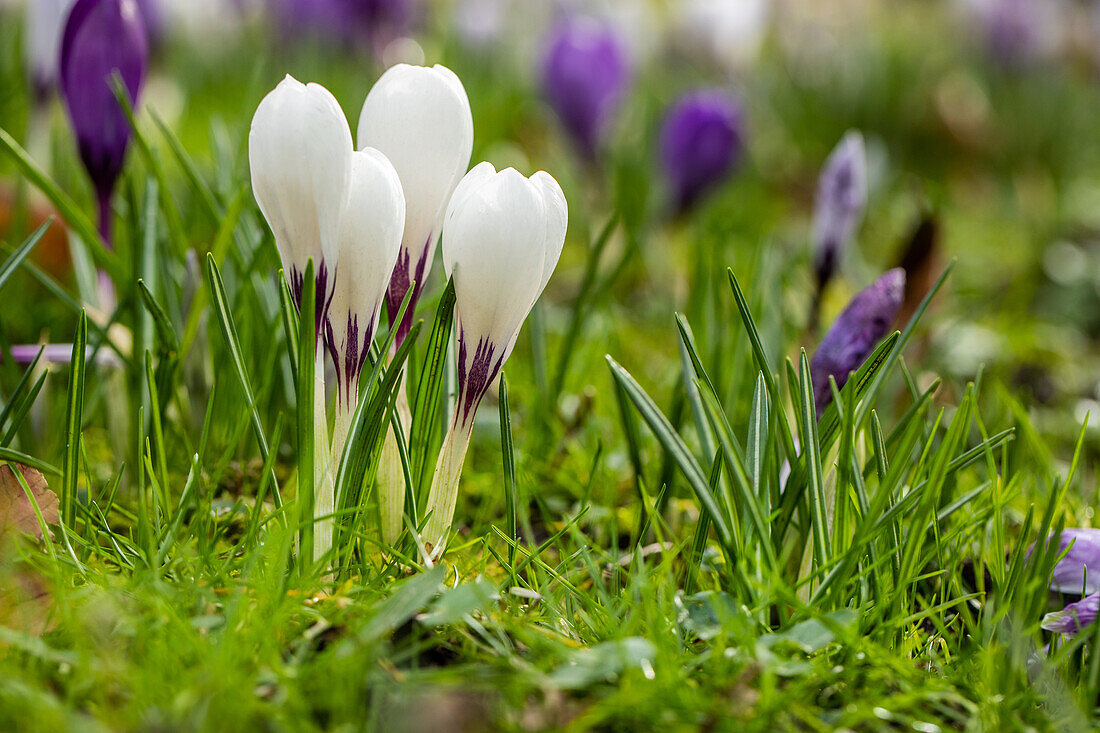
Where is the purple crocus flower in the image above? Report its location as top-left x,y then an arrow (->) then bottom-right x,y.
59,0 -> 148,246
1035,529 -> 1100,636
659,89 -> 745,213
1042,592 -> 1100,636
810,268 -> 905,414
277,0 -> 412,49
541,16 -> 631,158
1048,529 -> 1100,594
813,131 -> 867,289
134,0 -> 164,45
978,0 -> 1042,68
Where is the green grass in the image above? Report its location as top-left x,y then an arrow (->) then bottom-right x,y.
1,3 -> 1100,730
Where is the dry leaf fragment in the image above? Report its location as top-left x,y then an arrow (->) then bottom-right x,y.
0,463 -> 58,539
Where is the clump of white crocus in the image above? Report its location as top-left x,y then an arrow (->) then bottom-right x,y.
321,149 -> 405,552
357,63 -> 474,544
248,74 -> 352,560
421,163 -> 567,551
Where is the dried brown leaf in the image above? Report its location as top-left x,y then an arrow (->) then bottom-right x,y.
0,463 -> 58,539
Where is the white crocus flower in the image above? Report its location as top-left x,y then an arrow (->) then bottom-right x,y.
421,163 -> 568,552
320,148 -> 405,554
357,63 -> 473,545
249,74 -> 352,561
250,75 -> 351,322
357,63 -> 473,345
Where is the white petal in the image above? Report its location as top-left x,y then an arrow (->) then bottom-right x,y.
357,64 -> 474,286
529,171 -> 568,300
249,75 -> 353,277
330,148 -> 406,344
442,161 -> 497,278
444,167 -> 547,351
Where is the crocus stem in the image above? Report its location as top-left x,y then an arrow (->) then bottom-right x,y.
96,194 -> 116,311
421,417 -> 474,554
331,379 -> 358,483
312,352 -> 335,562
377,378 -> 411,546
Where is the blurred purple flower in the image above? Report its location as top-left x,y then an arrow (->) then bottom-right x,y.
978,0 -> 1042,68
1042,592 -> 1100,636
1049,529 -> 1100,595
60,0 -> 148,245
277,0 -> 412,49
813,131 -> 867,289
811,268 -> 905,414
3,343 -> 121,369
134,0 -> 164,44
541,16 -> 630,158
659,89 -> 745,213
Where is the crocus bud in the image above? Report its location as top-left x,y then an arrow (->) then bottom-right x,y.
421,163 -> 567,551
318,148 -> 404,558
659,89 -> 745,214
813,131 -> 867,289
540,16 -> 631,158
357,63 -> 473,347
1042,592 -> 1100,636
810,268 -> 905,414
327,149 -> 405,407
249,75 -> 353,338
60,0 -> 148,243
1048,529 -> 1100,594
24,0 -> 76,99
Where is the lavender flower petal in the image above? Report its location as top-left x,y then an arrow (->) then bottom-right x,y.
541,16 -> 631,158
811,268 -> 905,414
1048,529 -> 1100,595
1042,592 -> 1100,636
813,131 -> 867,289
659,89 -> 745,213
978,0 -> 1042,68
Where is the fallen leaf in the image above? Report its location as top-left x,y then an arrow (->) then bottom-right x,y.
0,464 -> 58,637
0,463 -> 58,539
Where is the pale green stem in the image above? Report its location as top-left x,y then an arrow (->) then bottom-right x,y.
420,417 -> 474,554
331,379 -> 357,486
377,379 -> 411,545
312,353 -> 335,562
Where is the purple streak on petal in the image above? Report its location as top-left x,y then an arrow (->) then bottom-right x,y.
540,16 -> 631,158
810,268 -> 905,414
1042,592 -> 1100,636
1048,529 -> 1100,594
324,311 -> 378,407
60,0 -> 148,233
455,329 -> 504,430
290,260 -> 334,349
659,89 -> 745,213
384,237 -> 430,350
